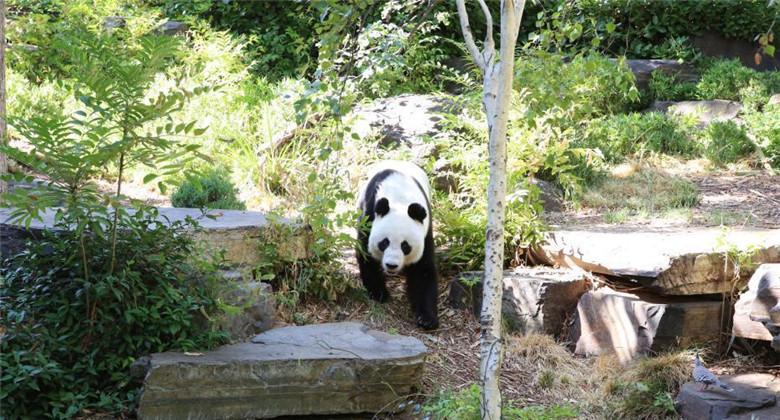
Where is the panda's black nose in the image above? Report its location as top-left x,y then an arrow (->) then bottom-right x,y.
385,263 -> 399,270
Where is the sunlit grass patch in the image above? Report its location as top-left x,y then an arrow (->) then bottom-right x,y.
581,165 -> 699,223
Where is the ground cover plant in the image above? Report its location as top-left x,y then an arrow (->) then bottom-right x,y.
2,0 -> 780,418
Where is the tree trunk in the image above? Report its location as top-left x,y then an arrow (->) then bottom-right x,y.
0,0 -> 7,196
455,1 -> 525,418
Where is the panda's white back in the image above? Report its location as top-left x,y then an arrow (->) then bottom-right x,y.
366,160 -> 431,200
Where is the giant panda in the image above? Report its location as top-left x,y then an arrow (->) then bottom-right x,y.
357,160 -> 439,330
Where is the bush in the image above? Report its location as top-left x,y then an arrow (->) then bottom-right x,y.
701,121 -> 755,165
0,213 -> 228,418
580,112 -> 700,162
744,104 -> 780,166
648,71 -> 698,102
696,59 -> 759,102
514,52 -> 639,121
171,167 -> 246,210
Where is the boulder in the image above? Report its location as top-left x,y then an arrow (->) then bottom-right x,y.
647,100 -> 741,126
350,94 -> 463,159
449,268 -> 589,336
692,30 -> 779,72
532,179 -> 565,213
625,59 -> 700,91
768,94 -> 780,106
569,287 -> 724,363
137,322 -> 427,420
676,373 -> 779,419
155,21 -> 188,36
532,226 -> 780,295
218,276 -> 276,341
733,264 -> 780,351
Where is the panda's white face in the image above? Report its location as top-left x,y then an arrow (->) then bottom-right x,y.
368,213 -> 425,275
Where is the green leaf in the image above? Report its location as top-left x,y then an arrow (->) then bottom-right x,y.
143,173 -> 158,184
765,45 -> 775,57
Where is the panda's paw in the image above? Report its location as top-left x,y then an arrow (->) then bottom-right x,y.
367,289 -> 391,303
416,313 -> 439,330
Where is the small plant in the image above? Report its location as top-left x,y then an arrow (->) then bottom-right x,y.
648,71 -> 697,102
538,370 -> 556,389
171,167 -> 246,210
701,121 -> 754,166
424,384 -> 578,420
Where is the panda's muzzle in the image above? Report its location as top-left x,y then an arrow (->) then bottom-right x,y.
383,263 -> 402,276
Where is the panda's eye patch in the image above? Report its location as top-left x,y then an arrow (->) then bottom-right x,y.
401,241 -> 411,255
378,238 -> 390,251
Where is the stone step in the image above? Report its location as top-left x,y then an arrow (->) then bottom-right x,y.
531,226 -> 780,295
569,287 -> 725,364
137,323 -> 427,420
448,267 -> 589,337
0,207 -> 311,265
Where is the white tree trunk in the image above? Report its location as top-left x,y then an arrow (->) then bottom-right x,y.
0,0 -> 7,196
456,1 -> 525,418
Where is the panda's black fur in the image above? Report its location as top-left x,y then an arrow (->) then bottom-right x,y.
357,162 -> 439,330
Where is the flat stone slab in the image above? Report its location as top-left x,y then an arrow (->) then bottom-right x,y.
137,322 -> 427,420
677,373 -> 779,419
449,268 -> 589,336
648,100 -> 741,125
569,287 -> 724,363
0,207 -> 310,265
532,226 -> 780,295
625,59 -> 700,91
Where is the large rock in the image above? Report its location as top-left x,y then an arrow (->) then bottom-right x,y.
569,288 -> 724,363
0,207 -> 311,266
733,264 -> 780,350
692,30 -> 780,72
676,373 -> 779,419
625,59 -> 700,91
137,322 -> 427,420
350,94 -> 462,159
647,100 -> 741,126
218,276 -> 276,341
532,226 -> 780,295
449,268 -> 589,336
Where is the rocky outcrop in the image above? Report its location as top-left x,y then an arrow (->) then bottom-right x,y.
569,288 -> 724,363
137,322 -> 427,420
733,264 -> 780,351
647,100 -> 741,126
625,59 -> 700,91
532,226 -> 780,295
218,276 -> 276,340
676,373 -> 780,419
0,207 -> 311,266
449,268 -> 590,336
692,30 -> 779,72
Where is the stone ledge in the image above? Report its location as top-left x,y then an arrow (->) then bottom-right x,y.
137,323 -> 427,420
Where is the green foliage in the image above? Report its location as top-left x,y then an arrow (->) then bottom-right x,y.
424,384 -> 578,420
648,71 -> 698,102
744,103 -> 780,166
580,112 -> 700,162
563,0 -> 778,59
171,167 -> 246,210
0,214 -> 228,418
696,59 -> 760,102
701,121 -> 755,166
514,52 -> 639,121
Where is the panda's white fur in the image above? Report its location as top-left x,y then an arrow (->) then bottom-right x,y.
360,161 -> 431,273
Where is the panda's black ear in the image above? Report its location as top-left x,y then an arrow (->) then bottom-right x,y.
408,203 -> 427,223
375,198 -> 390,217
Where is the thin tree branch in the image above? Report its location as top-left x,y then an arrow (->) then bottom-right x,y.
455,0 -> 486,71
476,0 -> 494,57
407,0 -> 442,43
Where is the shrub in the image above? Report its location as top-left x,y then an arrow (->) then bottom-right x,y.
744,104 -> 780,166
648,71 -> 697,102
580,112 -> 700,161
701,121 -> 755,166
0,213 -> 228,418
696,59 -> 759,102
171,167 -> 246,210
513,52 -> 639,121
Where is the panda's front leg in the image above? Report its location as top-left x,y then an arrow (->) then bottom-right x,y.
358,254 -> 390,303
405,254 -> 439,330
